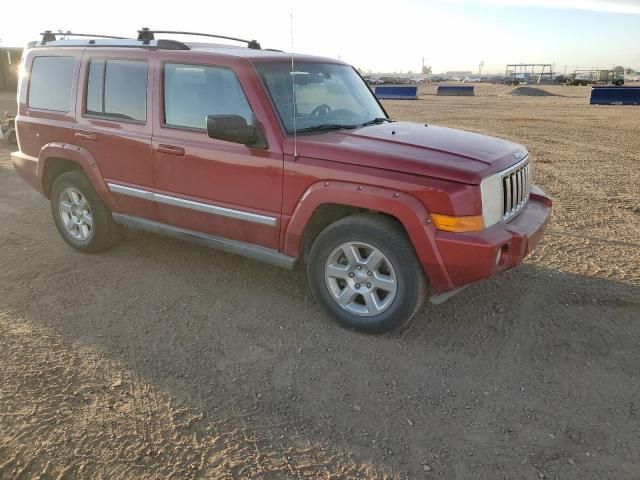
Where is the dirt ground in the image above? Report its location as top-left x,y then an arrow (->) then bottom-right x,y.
1,84 -> 639,480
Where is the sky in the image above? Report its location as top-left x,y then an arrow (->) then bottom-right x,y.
1,0 -> 639,74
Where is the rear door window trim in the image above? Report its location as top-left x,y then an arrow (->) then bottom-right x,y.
82,57 -> 149,124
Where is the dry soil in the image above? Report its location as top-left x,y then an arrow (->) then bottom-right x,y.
1,84 -> 639,479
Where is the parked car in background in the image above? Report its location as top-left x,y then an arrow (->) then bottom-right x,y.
486,75 -> 506,84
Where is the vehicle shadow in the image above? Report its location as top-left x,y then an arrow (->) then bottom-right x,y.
2,221 -> 639,479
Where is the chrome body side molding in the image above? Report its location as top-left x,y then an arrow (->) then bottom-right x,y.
106,182 -> 277,226
112,213 -> 296,270
108,183 -> 154,201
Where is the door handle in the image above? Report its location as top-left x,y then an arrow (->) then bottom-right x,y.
74,131 -> 97,141
157,144 -> 185,156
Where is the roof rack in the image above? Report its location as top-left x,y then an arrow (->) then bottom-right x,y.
33,28 -> 262,51
137,28 -> 261,50
40,30 -> 127,44
35,30 -> 190,50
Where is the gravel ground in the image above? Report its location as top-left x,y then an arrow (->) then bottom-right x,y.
0,85 -> 639,480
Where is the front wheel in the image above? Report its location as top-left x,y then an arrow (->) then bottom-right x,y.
307,214 -> 426,333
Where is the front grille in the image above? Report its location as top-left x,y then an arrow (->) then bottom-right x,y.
502,160 -> 532,221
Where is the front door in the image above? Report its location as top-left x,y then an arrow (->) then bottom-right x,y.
151,59 -> 283,250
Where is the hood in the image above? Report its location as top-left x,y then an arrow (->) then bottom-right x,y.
284,122 -> 527,184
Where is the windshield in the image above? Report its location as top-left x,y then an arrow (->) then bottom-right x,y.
255,62 -> 387,133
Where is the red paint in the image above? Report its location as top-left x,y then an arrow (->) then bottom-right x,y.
11,43 -> 551,295
435,192 -> 551,290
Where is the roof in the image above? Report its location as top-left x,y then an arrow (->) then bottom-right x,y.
27,40 -> 343,65
28,30 -> 344,65
186,43 -> 341,63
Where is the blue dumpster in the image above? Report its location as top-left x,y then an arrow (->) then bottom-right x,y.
437,85 -> 475,96
374,86 -> 418,100
590,86 -> 640,105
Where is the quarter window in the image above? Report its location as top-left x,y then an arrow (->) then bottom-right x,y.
86,59 -> 147,122
28,56 -> 75,112
164,63 -> 253,130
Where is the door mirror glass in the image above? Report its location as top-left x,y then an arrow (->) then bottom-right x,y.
206,114 -> 266,148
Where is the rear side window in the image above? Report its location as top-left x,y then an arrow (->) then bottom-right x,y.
86,59 -> 147,122
163,63 -> 253,130
28,56 -> 75,112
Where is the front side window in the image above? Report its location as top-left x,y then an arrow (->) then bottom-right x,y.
28,56 -> 75,112
254,62 -> 387,133
164,63 -> 253,130
86,59 -> 147,122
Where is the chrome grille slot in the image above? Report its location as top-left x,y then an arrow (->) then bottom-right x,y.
501,159 -> 531,221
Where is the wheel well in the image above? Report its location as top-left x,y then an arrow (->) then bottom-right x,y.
43,157 -> 82,198
300,204 -> 407,262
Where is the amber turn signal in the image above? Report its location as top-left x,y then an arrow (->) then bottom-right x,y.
430,213 -> 484,232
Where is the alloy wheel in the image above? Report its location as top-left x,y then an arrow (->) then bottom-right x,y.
324,241 -> 398,316
59,187 -> 93,241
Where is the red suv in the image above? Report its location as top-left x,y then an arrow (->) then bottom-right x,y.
11,29 -> 551,332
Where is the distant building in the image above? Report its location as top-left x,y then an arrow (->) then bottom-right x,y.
0,48 -> 23,91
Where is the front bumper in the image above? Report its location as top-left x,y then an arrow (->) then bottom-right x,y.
433,185 -> 552,291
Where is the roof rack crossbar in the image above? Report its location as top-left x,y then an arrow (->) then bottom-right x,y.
137,28 -> 261,49
41,30 -> 128,44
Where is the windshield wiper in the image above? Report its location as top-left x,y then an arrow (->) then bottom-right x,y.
295,123 -> 358,133
361,117 -> 392,127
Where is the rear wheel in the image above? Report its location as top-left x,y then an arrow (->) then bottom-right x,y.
307,214 -> 426,333
51,170 -> 119,253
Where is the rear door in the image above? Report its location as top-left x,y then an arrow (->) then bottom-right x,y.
150,56 -> 283,250
74,50 -> 159,221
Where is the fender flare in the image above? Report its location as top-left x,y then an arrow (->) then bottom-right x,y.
38,142 -> 117,210
282,180 -> 454,291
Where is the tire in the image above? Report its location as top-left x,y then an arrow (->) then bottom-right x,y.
307,214 -> 426,333
7,130 -> 16,145
50,170 -> 119,253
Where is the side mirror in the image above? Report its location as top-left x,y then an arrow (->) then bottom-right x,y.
206,114 -> 266,148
